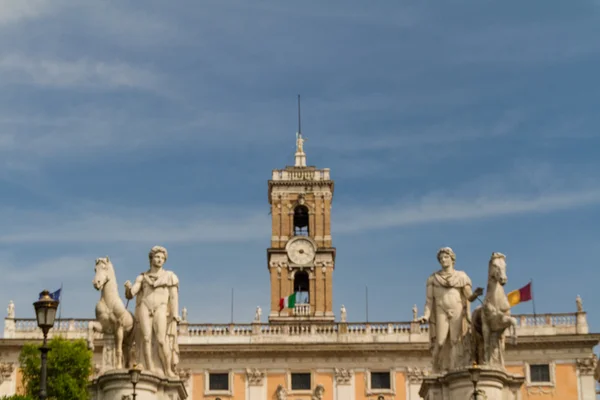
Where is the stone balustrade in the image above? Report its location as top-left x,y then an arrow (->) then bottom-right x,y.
293,303 -> 310,316
271,168 -> 331,181
4,312 -> 588,343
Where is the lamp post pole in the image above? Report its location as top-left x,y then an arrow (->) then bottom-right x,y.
39,334 -> 49,400
33,290 -> 59,400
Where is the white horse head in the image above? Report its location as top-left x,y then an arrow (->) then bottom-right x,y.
488,252 -> 507,286
93,256 -> 115,291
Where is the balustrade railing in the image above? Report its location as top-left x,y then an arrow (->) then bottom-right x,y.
5,312 -> 584,341
293,303 -> 310,317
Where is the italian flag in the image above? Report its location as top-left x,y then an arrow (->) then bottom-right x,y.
507,282 -> 533,307
279,293 -> 298,311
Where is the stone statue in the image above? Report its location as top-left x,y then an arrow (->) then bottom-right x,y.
6,300 -> 14,319
89,257 -> 135,369
419,247 -> 483,372
276,384 -> 287,400
340,305 -> 347,322
471,253 -> 517,369
182,307 -> 188,322
296,132 -> 306,153
576,295 -> 584,312
125,246 -> 181,377
412,304 -> 418,321
254,306 -> 262,322
312,384 -> 325,400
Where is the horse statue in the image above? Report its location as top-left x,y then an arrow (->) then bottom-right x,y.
471,252 -> 517,368
89,257 -> 135,370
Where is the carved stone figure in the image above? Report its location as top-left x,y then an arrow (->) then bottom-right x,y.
125,246 -> 180,377
255,306 -> 262,322
246,368 -> 265,385
419,247 -> 483,372
312,384 -> 325,400
0,362 -> 15,383
296,132 -> 306,153
181,307 -> 188,322
472,253 -> 517,369
89,257 -> 135,369
340,305 -> 347,322
576,295 -> 584,313
334,368 -> 352,384
412,304 -> 418,321
6,300 -> 14,319
276,384 -> 287,400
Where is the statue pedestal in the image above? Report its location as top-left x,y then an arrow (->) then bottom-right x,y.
419,367 -> 524,400
90,370 -> 188,400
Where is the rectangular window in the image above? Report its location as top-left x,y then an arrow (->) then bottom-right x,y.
529,364 -> 551,383
291,372 -> 311,390
371,371 -> 391,389
209,373 -> 229,391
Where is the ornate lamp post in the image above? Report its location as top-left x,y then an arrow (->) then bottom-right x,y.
128,364 -> 142,399
468,363 -> 484,400
33,290 -> 59,400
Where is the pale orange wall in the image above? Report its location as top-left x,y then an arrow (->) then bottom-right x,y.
268,373 -> 286,400
355,371 -> 365,399
314,372 -> 334,400
192,372 -> 204,400
395,371 -> 406,400
508,363 -> 579,400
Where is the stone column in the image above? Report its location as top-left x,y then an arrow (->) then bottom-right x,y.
246,368 -> 266,400
577,357 -> 597,400
334,368 -> 354,400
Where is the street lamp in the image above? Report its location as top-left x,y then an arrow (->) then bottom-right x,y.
33,290 -> 59,400
468,362 -> 482,400
128,364 -> 142,399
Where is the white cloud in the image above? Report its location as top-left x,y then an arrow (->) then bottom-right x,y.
0,0 -> 53,25
0,55 -> 160,90
335,188 -> 600,233
0,205 -> 270,244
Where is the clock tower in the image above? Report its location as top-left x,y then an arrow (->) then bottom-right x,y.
267,130 -> 335,323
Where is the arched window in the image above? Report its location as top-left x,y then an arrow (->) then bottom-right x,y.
293,205 -> 309,236
294,271 -> 309,304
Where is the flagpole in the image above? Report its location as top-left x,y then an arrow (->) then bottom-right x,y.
230,288 -> 234,324
58,282 -> 63,322
530,279 -> 537,325
365,285 -> 369,323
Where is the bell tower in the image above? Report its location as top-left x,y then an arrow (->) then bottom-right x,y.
267,107 -> 335,323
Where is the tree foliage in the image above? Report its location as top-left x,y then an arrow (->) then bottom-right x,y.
0,396 -> 35,400
19,337 -> 92,400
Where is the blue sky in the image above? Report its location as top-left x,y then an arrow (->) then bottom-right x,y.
0,1 -> 599,332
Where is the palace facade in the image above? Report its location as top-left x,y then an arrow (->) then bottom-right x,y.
0,137 -> 598,400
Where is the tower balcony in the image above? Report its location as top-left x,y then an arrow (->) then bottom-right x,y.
294,303 -> 311,317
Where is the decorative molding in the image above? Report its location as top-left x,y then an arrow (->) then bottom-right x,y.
177,368 -> 192,385
0,362 -> 14,383
406,367 -> 428,383
576,355 -> 597,375
334,368 -> 352,385
246,368 -> 265,386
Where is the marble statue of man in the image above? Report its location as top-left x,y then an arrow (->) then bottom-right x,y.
125,245 -> 180,377
255,306 -> 262,322
6,300 -> 14,319
419,247 -> 483,372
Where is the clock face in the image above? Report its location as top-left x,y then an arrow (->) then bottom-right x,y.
287,238 -> 315,265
